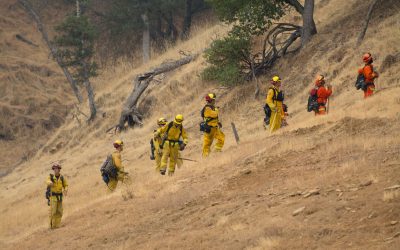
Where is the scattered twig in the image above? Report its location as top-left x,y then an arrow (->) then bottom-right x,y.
15,34 -> 38,47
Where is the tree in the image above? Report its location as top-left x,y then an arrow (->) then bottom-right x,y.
204,0 -> 317,84
54,14 -> 99,121
19,0 -> 83,103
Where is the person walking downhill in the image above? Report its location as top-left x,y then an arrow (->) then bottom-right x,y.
358,53 -> 379,98
265,76 -> 285,133
151,118 -> 168,172
201,93 -> 225,157
46,163 -> 68,229
310,75 -> 332,115
107,140 -> 127,191
157,114 -> 188,176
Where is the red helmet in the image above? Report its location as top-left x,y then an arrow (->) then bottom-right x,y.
363,53 -> 372,63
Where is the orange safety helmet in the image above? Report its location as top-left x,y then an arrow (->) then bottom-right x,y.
315,74 -> 325,86
363,53 -> 372,63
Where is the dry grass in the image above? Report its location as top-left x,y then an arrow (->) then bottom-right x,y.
1,0 -> 400,249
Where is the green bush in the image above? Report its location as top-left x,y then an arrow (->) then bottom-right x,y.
202,34 -> 250,85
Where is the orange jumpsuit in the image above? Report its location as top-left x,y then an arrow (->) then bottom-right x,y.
358,64 -> 378,98
316,86 -> 332,115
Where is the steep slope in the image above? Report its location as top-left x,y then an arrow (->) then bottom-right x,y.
1,0 -> 400,249
0,0 -> 75,176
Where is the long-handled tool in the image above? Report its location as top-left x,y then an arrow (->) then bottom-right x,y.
178,157 -> 198,162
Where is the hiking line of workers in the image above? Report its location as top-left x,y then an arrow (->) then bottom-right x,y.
45,52 -> 378,229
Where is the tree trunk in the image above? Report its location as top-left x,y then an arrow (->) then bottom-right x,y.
83,63 -> 97,121
141,13 -> 150,63
19,0 -> 83,103
83,79 -> 97,121
181,0 -> 193,40
117,54 -> 197,131
301,0 -> 316,47
357,0 -> 379,46
285,0 -> 317,37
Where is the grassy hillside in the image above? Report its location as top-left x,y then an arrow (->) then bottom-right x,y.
0,0 -> 399,249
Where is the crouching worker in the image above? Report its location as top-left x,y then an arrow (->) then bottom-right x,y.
46,163 -> 68,229
157,114 -> 188,176
100,140 -> 128,191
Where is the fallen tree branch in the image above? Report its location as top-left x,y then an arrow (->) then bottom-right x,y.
357,0 -> 379,46
15,34 -> 38,47
18,0 -> 83,103
246,23 -> 301,79
113,54 -> 198,132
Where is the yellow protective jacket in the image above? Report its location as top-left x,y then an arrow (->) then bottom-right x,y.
153,127 -> 164,147
112,151 -> 124,172
46,174 -> 68,193
266,86 -> 284,116
158,122 -> 188,145
203,105 -> 220,127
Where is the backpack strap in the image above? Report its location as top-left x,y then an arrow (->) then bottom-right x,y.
269,87 -> 278,101
164,122 -> 182,140
202,104 -> 218,124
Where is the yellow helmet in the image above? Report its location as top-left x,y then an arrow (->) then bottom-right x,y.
113,140 -> 124,148
174,114 -> 184,124
272,75 -> 281,82
157,117 -> 167,126
205,93 -> 216,102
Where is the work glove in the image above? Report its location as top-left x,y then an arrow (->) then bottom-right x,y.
218,122 -> 222,128
150,155 -> 155,160
179,143 -> 186,151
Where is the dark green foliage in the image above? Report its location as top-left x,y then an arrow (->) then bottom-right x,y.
54,15 -> 98,84
208,0 -> 285,35
203,0 -> 287,84
202,35 -> 251,85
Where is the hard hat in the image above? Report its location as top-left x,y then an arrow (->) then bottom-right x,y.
316,74 -> 325,81
271,75 -> 281,84
52,163 -> 62,170
205,93 -> 216,102
157,117 -> 167,126
174,114 -> 184,124
363,53 -> 372,63
113,139 -> 124,148
315,74 -> 325,86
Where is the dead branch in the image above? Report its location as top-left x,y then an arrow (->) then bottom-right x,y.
15,34 -> 38,47
247,23 -> 301,79
357,0 -> 379,46
113,54 -> 197,132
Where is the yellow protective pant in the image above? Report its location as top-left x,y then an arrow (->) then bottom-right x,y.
154,142 -> 163,171
269,110 -> 282,133
49,196 -> 63,229
160,141 -> 180,174
202,127 -> 225,157
107,171 -> 126,192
